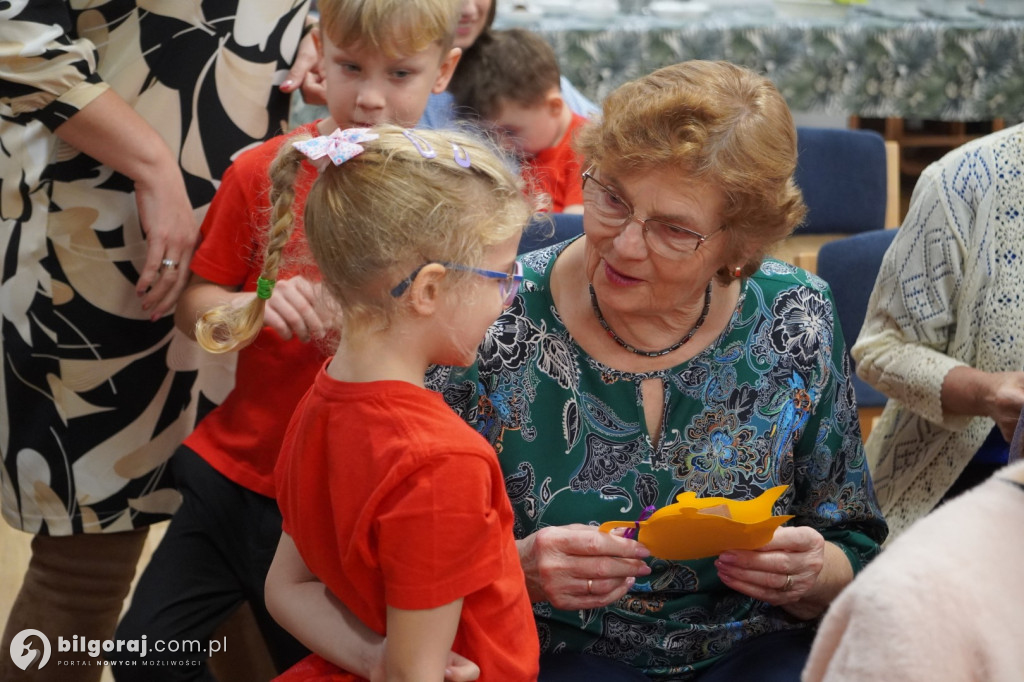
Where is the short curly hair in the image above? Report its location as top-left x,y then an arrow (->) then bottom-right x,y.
575,60 -> 807,280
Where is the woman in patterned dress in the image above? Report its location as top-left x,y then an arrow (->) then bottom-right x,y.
428,60 -> 887,681
0,1 -> 311,678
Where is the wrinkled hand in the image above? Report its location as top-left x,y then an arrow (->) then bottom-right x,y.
280,27 -> 327,105
518,524 -> 651,610
985,371 -> 1024,442
714,525 -> 825,614
134,169 -> 200,320
263,276 -> 328,342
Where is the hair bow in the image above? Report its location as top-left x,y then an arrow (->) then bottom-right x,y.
292,128 -> 380,172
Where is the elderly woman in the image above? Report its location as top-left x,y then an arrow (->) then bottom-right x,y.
850,122 -> 1024,538
266,60 -> 886,681
433,59 -> 886,680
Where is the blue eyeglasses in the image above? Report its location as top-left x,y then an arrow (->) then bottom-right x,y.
390,261 -> 524,307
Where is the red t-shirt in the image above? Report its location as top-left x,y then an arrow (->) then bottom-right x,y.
522,113 -> 586,213
276,369 -> 539,681
185,121 -> 326,497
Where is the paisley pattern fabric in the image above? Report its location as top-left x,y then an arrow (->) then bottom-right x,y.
430,241 -> 886,679
0,0 -> 308,535
852,123 -> 1024,537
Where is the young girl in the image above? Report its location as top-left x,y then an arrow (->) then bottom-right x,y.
199,125 -> 539,680
112,1 -> 463,677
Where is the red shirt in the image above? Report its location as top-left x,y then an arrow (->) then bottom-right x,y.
276,370 -> 539,681
185,121 -> 326,497
522,113 -> 586,212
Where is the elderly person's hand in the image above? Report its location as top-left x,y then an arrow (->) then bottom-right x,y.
714,526 -> 853,621
941,367 -> 1024,442
980,370 -> 1024,442
517,524 -> 652,609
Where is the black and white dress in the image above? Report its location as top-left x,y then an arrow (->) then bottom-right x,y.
0,0 -> 309,535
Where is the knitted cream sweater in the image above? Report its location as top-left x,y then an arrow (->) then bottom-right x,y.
851,123 -> 1024,537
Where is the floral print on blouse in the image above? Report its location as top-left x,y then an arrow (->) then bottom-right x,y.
429,240 -> 887,679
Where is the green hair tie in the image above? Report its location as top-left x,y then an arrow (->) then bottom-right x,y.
256,276 -> 276,300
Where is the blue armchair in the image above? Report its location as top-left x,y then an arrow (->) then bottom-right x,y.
794,127 -> 889,236
773,127 -> 898,270
816,228 -> 898,436
518,212 -> 584,255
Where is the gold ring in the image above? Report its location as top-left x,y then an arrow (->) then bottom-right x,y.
782,574 -> 793,592
587,579 -> 593,595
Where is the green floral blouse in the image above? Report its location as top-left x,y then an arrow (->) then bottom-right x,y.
430,240 -> 887,679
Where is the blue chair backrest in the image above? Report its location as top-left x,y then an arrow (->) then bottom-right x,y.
794,127 -> 888,235
816,229 -> 898,408
519,212 -> 584,255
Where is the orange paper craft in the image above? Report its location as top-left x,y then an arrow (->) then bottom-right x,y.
598,485 -> 794,561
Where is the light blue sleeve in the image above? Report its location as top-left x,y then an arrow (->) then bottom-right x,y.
560,75 -> 600,118
418,78 -> 597,129
418,91 -> 456,129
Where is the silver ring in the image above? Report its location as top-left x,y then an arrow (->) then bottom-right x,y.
161,259 -> 178,270
587,579 -> 593,595
782,574 -> 793,592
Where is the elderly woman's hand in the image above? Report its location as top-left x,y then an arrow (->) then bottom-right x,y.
714,526 -> 853,621
517,524 -> 652,610
982,371 -> 1024,442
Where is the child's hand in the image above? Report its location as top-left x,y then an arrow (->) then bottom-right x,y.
263,275 -> 327,342
444,652 -> 480,681
369,646 -> 479,682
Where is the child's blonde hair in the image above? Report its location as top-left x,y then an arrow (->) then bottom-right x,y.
196,125 -> 530,352
317,0 -> 460,56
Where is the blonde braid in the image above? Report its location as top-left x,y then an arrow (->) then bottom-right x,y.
195,141 -> 307,353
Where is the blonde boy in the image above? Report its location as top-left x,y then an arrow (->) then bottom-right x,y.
452,28 -> 587,213
112,0 -> 465,679
311,0 -> 462,135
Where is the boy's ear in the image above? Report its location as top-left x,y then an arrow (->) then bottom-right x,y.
546,91 -> 565,117
432,48 -> 462,94
407,263 -> 448,315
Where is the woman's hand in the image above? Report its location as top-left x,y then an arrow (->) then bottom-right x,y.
52,88 -> 201,320
942,367 -> 1024,441
133,163 -> 200,319
982,371 -> 1024,441
517,524 -> 651,610
279,24 -> 326,105
714,526 -> 852,621
263,275 -> 328,342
